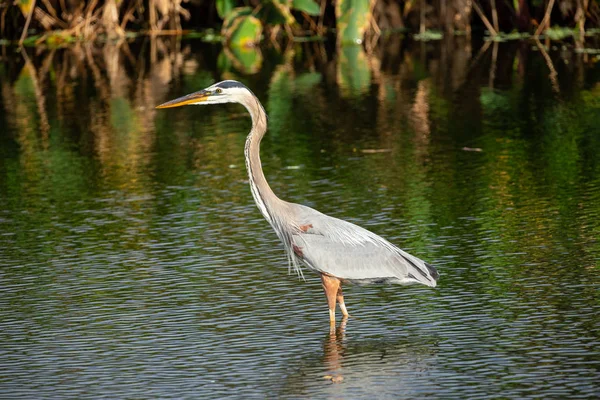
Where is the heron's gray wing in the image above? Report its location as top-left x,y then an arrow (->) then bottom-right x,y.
290,205 -> 438,287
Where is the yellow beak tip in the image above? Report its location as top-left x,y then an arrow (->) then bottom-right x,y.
155,102 -> 183,109
155,92 -> 209,110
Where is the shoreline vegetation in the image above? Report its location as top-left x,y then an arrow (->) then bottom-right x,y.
1,3 -> 598,152
1,0 -> 600,48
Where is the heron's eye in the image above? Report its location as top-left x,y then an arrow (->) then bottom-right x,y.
215,88 -> 223,94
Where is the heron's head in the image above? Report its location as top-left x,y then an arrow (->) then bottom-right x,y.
156,80 -> 250,109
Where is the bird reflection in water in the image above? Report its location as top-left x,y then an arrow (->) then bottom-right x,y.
276,320 -> 439,396
322,317 -> 348,384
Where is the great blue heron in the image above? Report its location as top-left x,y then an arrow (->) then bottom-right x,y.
156,80 -> 439,323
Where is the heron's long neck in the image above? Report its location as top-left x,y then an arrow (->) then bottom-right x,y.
241,94 -> 282,224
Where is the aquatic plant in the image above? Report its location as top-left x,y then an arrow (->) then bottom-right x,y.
2,0 -> 600,47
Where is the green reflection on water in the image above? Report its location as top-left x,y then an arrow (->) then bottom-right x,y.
0,39 -> 599,398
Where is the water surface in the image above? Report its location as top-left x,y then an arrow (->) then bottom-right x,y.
1,38 -> 599,398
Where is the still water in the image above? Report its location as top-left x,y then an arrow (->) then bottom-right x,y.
1,37 -> 599,398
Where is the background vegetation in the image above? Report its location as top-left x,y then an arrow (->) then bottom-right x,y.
3,0 -> 600,47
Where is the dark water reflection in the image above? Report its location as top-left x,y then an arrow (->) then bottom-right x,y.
1,37 -> 599,398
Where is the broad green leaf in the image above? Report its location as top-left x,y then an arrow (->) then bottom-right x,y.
216,0 -> 236,19
222,7 -> 263,47
222,7 -> 253,33
336,0 -> 371,45
292,0 -> 321,16
228,15 -> 263,47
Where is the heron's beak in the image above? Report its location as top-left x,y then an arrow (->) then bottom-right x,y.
155,90 -> 210,109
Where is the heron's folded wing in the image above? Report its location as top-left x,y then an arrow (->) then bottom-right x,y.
291,208 -> 437,286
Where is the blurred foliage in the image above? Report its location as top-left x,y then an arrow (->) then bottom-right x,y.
216,0 -> 235,19
544,26 -> 576,40
220,0 -> 321,47
219,45 -> 264,74
484,31 -> 531,41
413,30 -> 444,41
479,88 -> 511,112
337,45 -> 371,97
17,0 -> 35,16
292,0 -> 321,15
222,7 -> 263,47
335,0 -> 371,45
3,0 -> 600,48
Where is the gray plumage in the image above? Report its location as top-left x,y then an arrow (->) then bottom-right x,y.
291,204 -> 438,285
156,80 -> 439,321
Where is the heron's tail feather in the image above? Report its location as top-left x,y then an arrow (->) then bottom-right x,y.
286,250 -> 305,281
425,262 -> 440,282
400,253 -> 439,288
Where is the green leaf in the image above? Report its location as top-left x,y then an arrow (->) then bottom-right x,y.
336,0 -> 371,45
18,0 -> 35,16
216,0 -> 236,19
292,0 -> 321,16
271,0 -> 293,8
222,7 -> 263,47
222,7 -> 253,33
228,15 -> 263,47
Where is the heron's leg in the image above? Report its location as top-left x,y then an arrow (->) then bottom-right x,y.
336,286 -> 350,317
320,274 -> 340,323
